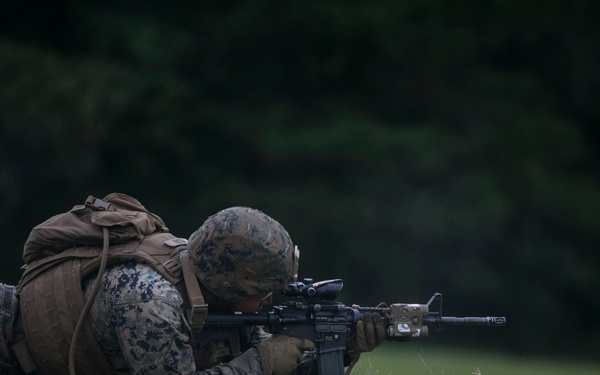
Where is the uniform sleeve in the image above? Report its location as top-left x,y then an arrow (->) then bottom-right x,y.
87,263 -> 266,375
114,297 -> 265,375
113,294 -> 193,374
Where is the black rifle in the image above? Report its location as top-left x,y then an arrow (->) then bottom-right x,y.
196,278 -> 506,375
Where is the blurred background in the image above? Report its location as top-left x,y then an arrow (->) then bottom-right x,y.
1,0 -> 599,364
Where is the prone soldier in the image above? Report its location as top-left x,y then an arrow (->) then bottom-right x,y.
4,195 -> 386,375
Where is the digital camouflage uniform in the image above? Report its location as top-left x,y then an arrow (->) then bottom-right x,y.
82,253 -> 269,375
0,284 -> 19,373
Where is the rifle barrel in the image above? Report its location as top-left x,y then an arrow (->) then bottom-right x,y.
424,316 -> 506,326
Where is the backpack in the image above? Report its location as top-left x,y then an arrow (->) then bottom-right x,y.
15,193 -> 207,375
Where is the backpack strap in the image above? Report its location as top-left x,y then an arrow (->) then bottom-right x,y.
181,253 -> 208,331
69,226 -> 112,375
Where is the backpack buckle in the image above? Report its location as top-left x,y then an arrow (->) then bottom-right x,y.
85,196 -> 113,211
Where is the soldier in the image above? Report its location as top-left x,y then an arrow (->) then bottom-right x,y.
80,206 -> 385,374
7,199 -> 385,375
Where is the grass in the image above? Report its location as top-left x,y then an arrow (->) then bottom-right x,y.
351,343 -> 600,375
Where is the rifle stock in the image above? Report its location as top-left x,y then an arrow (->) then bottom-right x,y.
196,279 -> 506,374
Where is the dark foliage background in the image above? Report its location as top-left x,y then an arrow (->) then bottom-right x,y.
1,0 -> 599,360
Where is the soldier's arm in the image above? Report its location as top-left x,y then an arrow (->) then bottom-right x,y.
105,273 -> 265,374
112,297 -> 269,375
89,263 -> 277,374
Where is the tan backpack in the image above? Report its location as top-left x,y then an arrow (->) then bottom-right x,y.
15,193 -> 206,375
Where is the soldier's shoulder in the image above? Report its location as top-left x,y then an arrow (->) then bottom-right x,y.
88,261 -> 183,305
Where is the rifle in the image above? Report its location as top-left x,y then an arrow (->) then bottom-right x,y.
196,278 -> 506,375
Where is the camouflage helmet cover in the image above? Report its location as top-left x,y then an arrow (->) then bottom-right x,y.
188,207 -> 296,303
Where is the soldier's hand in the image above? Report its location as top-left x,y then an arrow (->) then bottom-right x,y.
354,312 -> 387,352
255,335 -> 315,375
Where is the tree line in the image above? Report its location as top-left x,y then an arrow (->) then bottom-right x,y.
1,0 -> 599,359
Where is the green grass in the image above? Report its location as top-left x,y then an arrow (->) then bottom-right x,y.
352,344 -> 600,375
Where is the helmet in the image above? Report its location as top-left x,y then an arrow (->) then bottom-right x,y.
188,206 -> 297,303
